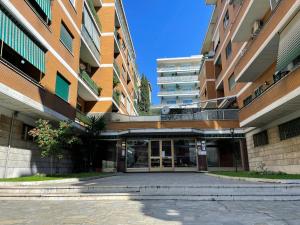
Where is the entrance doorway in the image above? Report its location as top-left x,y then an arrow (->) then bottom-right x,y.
150,140 -> 174,171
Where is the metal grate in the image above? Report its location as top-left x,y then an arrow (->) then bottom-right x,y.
253,130 -> 269,147
279,117 -> 300,140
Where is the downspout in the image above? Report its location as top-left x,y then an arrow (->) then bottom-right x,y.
4,111 -> 18,178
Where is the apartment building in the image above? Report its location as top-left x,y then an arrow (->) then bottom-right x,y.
156,56 -> 203,109
202,0 -> 300,173
0,0 -> 140,178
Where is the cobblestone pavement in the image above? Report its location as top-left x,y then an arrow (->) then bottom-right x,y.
0,200 -> 300,225
67,173 -> 259,187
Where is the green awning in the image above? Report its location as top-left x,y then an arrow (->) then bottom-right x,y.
0,8 -> 45,73
276,11 -> 300,72
34,0 -> 52,21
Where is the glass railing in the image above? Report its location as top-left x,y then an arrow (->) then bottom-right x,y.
157,75 -> 199,83
113,59 -> 121,75
113,90 -> 120,106
86,0 -> 102,32
76,110 -> 91,125
79,70 -> 100,96
81,25 -> 100,61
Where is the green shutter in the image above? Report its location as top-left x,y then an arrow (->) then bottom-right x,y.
60,23 -> 73,52
276,11 -> 300,72
34,0 -> 52,21
0,8 -> 45,73
55,74 -> 70,102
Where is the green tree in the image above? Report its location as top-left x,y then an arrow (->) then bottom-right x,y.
29,119 -> 80,175
138,75 -> 150,113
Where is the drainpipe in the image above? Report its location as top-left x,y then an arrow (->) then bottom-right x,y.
4,111 -> 18,178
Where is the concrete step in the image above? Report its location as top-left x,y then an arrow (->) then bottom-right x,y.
1,185 -> 300,196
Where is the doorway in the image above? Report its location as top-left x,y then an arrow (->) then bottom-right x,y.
150,140 -> 174,171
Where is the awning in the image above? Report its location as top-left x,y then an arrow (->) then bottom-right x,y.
0,7 -> 45,73
34,0 -> 52,21
276,11 -> 300,72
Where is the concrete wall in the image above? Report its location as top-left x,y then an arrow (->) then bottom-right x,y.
247,126 -> 300,174
0,114 -> 72,178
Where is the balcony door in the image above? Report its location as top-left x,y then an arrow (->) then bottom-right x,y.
150,140 -> 174,171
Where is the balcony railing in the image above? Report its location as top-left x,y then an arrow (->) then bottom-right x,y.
105,109 -> 239,122
157,75 -> 199,83
157,65 -> 201,73
86,0 -> 102,32
79,70 -> 100,96
158,90 -> 199,96
113,59 -> 121,75
113,90 -> 120,106
242,70 -> 291,107
81,25 -> 100,61
76,110 -> 91,125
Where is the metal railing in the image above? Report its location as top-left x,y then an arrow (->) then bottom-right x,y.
79,70 -> 100,96
157,75 -> 199,83
81,25 -> 100,61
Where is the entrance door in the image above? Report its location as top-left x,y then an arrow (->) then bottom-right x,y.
150,140 -> 174,171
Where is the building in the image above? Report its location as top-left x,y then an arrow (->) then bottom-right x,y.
202,0 -> 300,173
156,55 -> 203,109
0,0 -> 140,178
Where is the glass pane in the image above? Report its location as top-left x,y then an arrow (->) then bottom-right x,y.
126,140 -> 149,168
162,141 -> 171,157
162,158 -> 172,168
151,158 -> 160,168
151,141 -> 160,157
174,140 -> 197,167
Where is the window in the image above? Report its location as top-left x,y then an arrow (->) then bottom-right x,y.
228,73 -> 236,90
166,100 -> 176,105
279,117 -> 300,140
225,41 -> 232,59
120,92 -> 125,105
215,56 -> 222,78
223,10 -> 229,29
60,22 -> 73,52
253,130 -> 269,147
27,0 -> 52,24
55,73 -> 70,102
22,124 -> 34,142
183,99 -> 193,104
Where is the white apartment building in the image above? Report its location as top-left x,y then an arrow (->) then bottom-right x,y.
156,55 -> 203,108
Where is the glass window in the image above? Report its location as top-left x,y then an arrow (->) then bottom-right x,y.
183,99 -> 193,104
228,73 -> 236,90
126,140 -> 149,168
55,73 -> 70,102
279,117 -> 300,140
253,130 -> 269,147
166,100 -> 176,105
223,10 -> 229,29
174,140 -> 197,168
225,41 -> 232,59
60,22 -> 73,52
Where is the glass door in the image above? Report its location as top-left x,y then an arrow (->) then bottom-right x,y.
149,140 -> 174,171
161,140 -> 173,170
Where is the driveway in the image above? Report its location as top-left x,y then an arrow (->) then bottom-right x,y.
68,172 -> 258,187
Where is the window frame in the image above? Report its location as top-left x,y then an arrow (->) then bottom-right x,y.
253,130 -> 269,147
60,21 -> 74,54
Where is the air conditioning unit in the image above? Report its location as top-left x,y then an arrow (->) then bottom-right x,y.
251,20 -> 263,37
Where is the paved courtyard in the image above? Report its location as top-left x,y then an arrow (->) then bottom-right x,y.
67,172 -> 258,187
0,200 -> 300,225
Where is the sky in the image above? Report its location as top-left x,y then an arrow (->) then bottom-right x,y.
122,0 -> 214,105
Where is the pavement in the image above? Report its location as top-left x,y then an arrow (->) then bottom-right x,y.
0,200 -> 300,225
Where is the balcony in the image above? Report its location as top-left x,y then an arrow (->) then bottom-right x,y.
76,110 -> 91,126
81,25 -> 100,66
157,65 -> 201,73
157,75 -> 199,84
239,66 -> 300,127
79,70 -> 100,96
234,0 -> 298,82
113,90 -> 120,106
158,89 -> 199,97
86,0 -> 102,32
113,59 -> 121,75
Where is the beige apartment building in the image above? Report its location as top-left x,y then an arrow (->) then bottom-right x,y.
202,0 -> 300,173
0,0 -> 140,177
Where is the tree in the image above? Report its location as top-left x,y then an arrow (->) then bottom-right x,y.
29,119 -> 80,175
138,75 -> 150,113
80,116 -> 106,171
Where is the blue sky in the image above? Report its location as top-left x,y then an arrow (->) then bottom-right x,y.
123,0 -> 213,105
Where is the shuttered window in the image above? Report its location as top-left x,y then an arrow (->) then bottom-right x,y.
34,0 -> 52,21
0,7 -> 45,73
60,23 -> 73,52
276,11 -> 300,72
253,130 -> 269,147
55,73 -> 70,102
